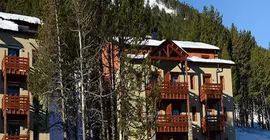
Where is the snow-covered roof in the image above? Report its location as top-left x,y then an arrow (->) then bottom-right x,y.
145,0 -> 175,14
127,53 -> 149,59
187,56 -> 235,65
0,12 -> 41,24
173,40 -> 220,50
141,39 -> 164,46
0,18 -> 18,31
142,39 -> 220,51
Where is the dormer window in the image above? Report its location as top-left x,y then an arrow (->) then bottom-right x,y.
201,55 -> 210,59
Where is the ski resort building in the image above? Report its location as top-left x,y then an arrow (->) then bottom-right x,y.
0,12 -> 49,140
104,38 -> 236,140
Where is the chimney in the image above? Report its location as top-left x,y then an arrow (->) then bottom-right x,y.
152,27 -> 158,40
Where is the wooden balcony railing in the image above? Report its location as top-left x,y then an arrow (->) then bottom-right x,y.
147,82 -> 188,100
2,55 -> 29,76
157,114 -> 188,132
2,134 -> 29,140
200,83 -> 222,102
2,95 -> 30,115
202,115 -> 225,133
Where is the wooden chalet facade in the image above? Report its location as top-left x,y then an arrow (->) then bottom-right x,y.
104,39 -> 236,140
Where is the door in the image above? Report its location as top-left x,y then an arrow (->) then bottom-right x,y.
203,74 -> 211,84
8,83 -> 20,96
7,124 -> 20,136
8,46 -> 20,56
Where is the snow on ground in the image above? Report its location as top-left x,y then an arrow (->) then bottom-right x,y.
145,0 -> 175,14
236,127 -> 270,140
0,12 -> 41,24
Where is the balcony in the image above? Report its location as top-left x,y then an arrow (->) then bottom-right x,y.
2,55 -> 29,76
2,134 -> 29,140
147,82 -> 188,100
2,95 -> 30,116
157,114 -> 188,132
200,83 -> 222,102
202,115 -> 225,133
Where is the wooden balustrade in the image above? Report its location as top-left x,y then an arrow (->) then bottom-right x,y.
200,83 -> 222,102
202,115 -> 225,133
2,55 -> 29,75
147,82 -> 188,99
2,134 -> 29,140
2,95 -> 30,115
157,114 -> 188,132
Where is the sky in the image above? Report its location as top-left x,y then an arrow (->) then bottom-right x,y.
182,0 -> 270,48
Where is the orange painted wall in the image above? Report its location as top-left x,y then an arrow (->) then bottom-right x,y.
102,42 -> 120,81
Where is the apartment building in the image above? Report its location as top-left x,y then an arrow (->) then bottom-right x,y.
121,39 -> 236,140
0,12 -> 49,140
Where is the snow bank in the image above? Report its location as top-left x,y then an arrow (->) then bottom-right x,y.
236,127 -> 270,140
0,18 -> 18,31
145,0 -> 175,14
0,12 -> 41,24
173,40 -> 220,50
187,56 -> 235,65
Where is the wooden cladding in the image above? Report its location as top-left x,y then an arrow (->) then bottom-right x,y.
2,134 -> 29,140
159,82 -> 189,100
157,114 -> 188,132
2,95 -> 30,116
202,115 -> 225,133
2,55 -> 29,76
200,83 -> 223,102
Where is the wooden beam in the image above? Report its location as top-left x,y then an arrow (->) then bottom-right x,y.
167,44 -> 169,57
169,43 -> 187,57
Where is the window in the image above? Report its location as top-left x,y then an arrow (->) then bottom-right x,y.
170,73 -> 178,82
151,72 -> 159,82
220,76 -> 225,90
32,49 -> 37,64
201,55 -> 210,59
8,124 -> 20,136
8,48 -> 19,56
192,106 -> 196,121
8,83 -> 20,96
224,107 -> 227,121
8,46 -> 20,56
190,75 -> 195,89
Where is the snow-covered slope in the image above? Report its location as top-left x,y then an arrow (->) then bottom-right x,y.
236,127 -> 270,140
145,0 -> 175,14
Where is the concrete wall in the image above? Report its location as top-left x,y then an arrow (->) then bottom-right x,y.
188,62 -> 235,140
150,60 -> 235,140
0,31 -> 50,140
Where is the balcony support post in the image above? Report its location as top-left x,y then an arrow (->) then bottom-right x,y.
27,61 -> 30,138
221,91 -> 225,140
3,50 -> 7,136
205,98 -> 209,140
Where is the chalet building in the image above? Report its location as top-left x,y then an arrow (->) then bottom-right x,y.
108,38 -> 236,140
0,12 -> 49,140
